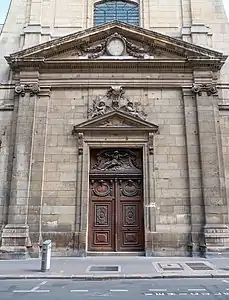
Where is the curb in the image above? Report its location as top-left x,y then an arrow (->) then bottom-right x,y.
0,273 -> 229,280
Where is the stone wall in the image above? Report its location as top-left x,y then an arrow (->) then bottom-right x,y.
148,89 -> 190,255
1,0 -> 229,256
23,86 -> 190,255
220,111 -> 229,224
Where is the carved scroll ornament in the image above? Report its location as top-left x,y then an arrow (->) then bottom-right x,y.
15,83 -> 40,97
77,132 -> 84,155
191,83 -> 218,96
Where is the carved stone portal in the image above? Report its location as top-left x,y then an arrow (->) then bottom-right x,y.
88,86 -> 147,120
90,149 -> 142,174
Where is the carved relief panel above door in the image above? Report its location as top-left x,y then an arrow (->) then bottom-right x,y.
90,148 -> 142,175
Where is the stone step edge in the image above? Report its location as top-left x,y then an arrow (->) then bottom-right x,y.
0,273 -> 229,280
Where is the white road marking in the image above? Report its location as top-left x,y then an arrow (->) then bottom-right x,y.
201,293 -> 211,295
178,293 -> 188,295
109,289 -> 128,292
144,293 -> 153,296
149,289 -> 167,292
13,289 -> 50,293
188,289 -> 206,291
14,290 -> 34,293
223,280 -> 229,284
13,280 -> 50,293
71,289 -> 89,292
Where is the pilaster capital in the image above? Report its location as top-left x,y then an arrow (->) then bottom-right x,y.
72,131 -> 84,155
191,83 -> 218,96
15,83 -> 40,97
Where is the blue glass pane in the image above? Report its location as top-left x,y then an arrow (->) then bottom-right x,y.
94,1 -> 139,26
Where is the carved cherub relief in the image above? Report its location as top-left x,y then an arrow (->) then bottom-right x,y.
87,86 -> 147,120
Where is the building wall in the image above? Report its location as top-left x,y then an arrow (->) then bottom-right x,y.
1,0 -> 229,255
19,85 -> 190,255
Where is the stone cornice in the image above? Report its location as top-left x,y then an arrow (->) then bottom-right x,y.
6,22 -> 225,60
6,57 -> 224,72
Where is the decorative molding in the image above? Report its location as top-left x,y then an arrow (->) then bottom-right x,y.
91,149 -> 142,174
0,101 -> 14,111
15,83 -> 40,97
191,83 -> 218,96
88,86 -> 147,120
120,179 -> 140,197
84,32 -> 152,59
77,132 -> 84,155
148,132 -> 154,155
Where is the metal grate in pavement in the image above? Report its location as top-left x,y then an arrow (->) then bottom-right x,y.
185,263 -> 213,271
88,265 -> 119,272
157,263 -> 184,271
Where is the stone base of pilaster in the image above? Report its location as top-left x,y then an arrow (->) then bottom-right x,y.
145,232 -> 190,257
0,224 -> 30,259
204,224 -> 229,257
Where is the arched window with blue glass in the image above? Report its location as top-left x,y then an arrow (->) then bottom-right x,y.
94,0 -> 139,26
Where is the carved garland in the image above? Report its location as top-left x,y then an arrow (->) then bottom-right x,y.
84,33 -> 152,59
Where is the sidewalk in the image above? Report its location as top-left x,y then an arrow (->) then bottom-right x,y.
1,256 -> 229,280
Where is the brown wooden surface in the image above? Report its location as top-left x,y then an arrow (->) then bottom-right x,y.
88,177 -> 144,252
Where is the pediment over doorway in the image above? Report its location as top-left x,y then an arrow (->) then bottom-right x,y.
72,110 -> 158,134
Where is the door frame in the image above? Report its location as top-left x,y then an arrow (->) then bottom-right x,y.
75,138 -> 156,255
88,174 -> 144,252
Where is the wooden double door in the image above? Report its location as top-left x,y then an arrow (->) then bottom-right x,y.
88,177 -> 144,252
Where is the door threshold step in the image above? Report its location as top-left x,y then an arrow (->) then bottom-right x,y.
87,251 -> 145,257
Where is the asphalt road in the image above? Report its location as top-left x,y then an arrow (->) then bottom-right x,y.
1,278 -> 229,299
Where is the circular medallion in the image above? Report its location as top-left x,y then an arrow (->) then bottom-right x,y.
106,37 -> 125,56
93,181 -> 110,197
122,180 -> 138,197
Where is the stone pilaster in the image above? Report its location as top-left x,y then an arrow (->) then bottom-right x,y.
182,87 -> 205,256
0,81 -> 40,259
145,133 -> 157,256
192,77 -> 229,256
27,87 -> 51,257
72,131 -> 84,256
23,0 -> 43,48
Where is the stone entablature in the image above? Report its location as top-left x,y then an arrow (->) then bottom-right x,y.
5,22 -> 226,73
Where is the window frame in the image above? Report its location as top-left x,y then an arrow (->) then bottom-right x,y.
93,0 -> 140,27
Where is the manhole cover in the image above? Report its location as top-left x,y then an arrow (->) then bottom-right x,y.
186,263 -> 213,271
88,265 -> 119,272
158,263 -> 184,271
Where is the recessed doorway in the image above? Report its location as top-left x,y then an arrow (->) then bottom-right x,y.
88,148 -> 145,252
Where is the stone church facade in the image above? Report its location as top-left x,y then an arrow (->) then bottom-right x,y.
1,0 -> 229,258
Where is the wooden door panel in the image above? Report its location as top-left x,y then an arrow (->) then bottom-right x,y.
91,201 -> 114,251
88,177 -> 144,252
88,179 -> 115,251
118,179 -> 144,251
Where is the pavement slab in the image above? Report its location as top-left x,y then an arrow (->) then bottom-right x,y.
0,257 -> 229,280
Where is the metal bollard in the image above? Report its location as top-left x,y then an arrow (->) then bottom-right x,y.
41,240 -> 52,272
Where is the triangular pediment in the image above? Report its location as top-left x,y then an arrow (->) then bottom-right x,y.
6,22 -> 226,70
72,110 -> 158,134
